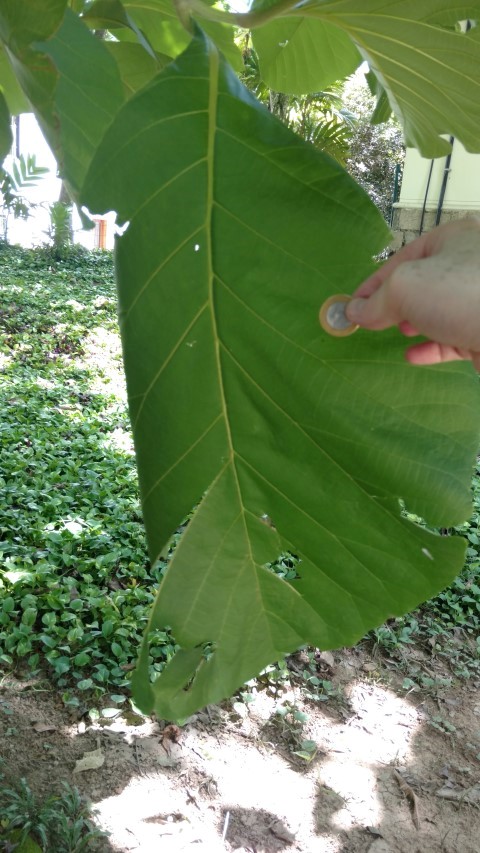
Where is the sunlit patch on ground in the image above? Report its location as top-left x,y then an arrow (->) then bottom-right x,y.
91,681 -> 420,852
68,325 -> 127,401
314,683 -> 419,834
102,425 -> 135,455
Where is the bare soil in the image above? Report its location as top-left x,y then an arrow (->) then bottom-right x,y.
1,645 -> 480,852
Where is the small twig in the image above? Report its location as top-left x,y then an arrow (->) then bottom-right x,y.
132,736 -> 142,774
185,787 -> 201,810
186,743 -> 208,761
393,769 -> 420,829
222,810 -> 230,842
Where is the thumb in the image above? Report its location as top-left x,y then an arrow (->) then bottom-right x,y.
346,288 -> 398,330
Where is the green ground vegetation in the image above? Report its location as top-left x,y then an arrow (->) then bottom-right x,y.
0,765 -> 106,852
370,521 -> 480,686
0,245 -> 479,710
0,244 -> 174,711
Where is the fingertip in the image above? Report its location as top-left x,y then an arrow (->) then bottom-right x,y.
405,342 -> 439,365
350,272 -> 383,299
345,296 -> 392,330
345,297 -> 367,324
405,341 -> 465,366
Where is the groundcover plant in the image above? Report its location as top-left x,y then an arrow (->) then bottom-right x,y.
0,1 -> 479,721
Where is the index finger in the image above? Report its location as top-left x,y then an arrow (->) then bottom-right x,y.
351,231 -> 435,298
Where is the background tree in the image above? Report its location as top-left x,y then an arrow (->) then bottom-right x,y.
342,72 -> 405,221
242,40 -> 405,215
242,40 -> 354,164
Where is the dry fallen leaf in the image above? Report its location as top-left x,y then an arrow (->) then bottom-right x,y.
32,722 -> 57,733
163,724 -> 181,742
73,747 -> 105,774
393,769 -> 420,829
318,651 -> 335,669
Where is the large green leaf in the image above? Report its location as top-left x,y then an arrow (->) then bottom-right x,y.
365,69 -> 391,125
106,42 -> 168,96
37,10 -> 125,192
252,18 -> 361,94
0,47 -> 30,114
299,0 -> 480,156
124,0 -> 242,69
82,0 -> 158,59
82,29 -> 480,720
0,0 -> 66,136
123,0 -> 188,59
0,8 -> 125,195
0,0 -> 66,45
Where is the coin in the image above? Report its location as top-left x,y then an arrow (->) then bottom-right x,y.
319,294 -> 359,337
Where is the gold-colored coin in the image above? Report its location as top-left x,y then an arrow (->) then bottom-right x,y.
319,294 -> 359,337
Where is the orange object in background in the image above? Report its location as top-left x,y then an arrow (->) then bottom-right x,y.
94,218 -> 107,249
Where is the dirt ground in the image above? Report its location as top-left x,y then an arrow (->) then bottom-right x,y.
1,645 -> 480,853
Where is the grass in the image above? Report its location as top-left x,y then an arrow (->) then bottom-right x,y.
368,503 -> 480,687
0,242 -> 479,713
0,243 -> 174,710
0,767 -> 106,852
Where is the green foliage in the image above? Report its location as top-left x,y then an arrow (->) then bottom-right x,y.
252,17 -> 361,95
105,41 -> 168,96
0,1 -> 479,721
0,48 -> 30,115
241,44 -> 355,164
270,702 -> 318,763
82,28 -> 478,720
47,201 -> 73,258
373,565 -> 480,683
0,5 -> 125,198
370,480 -> 480,682
120,0 -> 242,70
307,114 -> 352,165
248,0 -> 480,157
342,74 -> 405,220
0,154 -> 48,236
0,244 -> 479,716
0,770 -> 107,852
0,246 -> 176,699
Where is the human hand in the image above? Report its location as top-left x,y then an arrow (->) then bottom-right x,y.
345,218 -> 480,370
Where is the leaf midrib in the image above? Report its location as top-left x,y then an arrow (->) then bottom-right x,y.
206,40 -> 254,559
206,41 -> 279,653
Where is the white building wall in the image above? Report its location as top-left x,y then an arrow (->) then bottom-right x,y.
399,141 -> 480,212
391,138 -> 480,247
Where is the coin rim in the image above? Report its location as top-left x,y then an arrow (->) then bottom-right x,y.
319,294 -> 359,337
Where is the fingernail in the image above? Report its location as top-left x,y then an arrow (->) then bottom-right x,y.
345,298 -> 366,323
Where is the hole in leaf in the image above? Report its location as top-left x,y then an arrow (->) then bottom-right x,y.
147,626 -> 179,680
267,551 -> 301,581
183,642 -> 216,693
